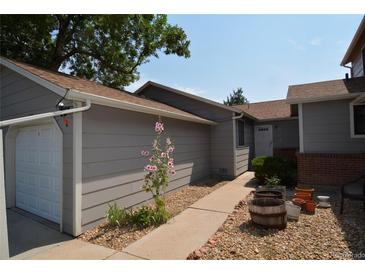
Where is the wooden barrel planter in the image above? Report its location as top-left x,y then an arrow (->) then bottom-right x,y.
254,190 -> 283,200
248,198 -> 287,229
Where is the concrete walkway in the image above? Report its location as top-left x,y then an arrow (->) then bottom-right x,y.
121,171 -> 255,260
25,172 -> 255,260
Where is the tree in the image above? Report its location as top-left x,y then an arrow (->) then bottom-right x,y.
223,87 -> 249,106
0,15 -> 190,89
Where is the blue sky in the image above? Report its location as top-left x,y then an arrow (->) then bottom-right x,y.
126,15 -> 363,103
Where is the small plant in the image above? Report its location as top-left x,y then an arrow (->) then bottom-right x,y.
251,156 -> 297,187
140,119 -> 175,219
130,206 -> 171,228
264,175 -> 281,188
106,203 -> 130,227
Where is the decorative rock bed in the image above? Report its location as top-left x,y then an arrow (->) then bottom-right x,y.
188,199 -> 365,260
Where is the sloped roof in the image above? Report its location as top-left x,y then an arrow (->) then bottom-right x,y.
341,16 -> 365,66
135,81 -> 241,113
0,57 -> 216,125
287,77 -> 365,103
233,99 -> 292,121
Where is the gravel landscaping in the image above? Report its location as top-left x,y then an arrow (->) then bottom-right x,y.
79,179 -> 227,251
188,198 -> 365,260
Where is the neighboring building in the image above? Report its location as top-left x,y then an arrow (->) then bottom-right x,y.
287,17 -> 365,186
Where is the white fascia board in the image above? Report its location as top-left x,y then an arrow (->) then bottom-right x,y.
67,90 -> 217,125
0,58 -> 67,97
286,93 -> 363,105
256,117 -> 298,122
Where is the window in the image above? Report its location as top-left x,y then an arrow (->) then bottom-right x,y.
237,120 -> 245,146
362,48 -> 365,75
350,103 -> 365,137
354,104 -> 365,135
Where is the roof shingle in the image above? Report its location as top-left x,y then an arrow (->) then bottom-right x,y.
233,99 -> 292,120
1,58 -> 215,124
287,77 -> 365,102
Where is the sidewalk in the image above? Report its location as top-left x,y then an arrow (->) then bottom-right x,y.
120,171 -> 255,260
26,172 -> 255,260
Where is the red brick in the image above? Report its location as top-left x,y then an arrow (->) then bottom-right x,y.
297,153 -> 365,186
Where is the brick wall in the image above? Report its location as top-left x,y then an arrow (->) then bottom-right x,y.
297,153 -> 365,186
274,148 -> 298,163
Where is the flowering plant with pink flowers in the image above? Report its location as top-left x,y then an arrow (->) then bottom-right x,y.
141,120 -> 176,213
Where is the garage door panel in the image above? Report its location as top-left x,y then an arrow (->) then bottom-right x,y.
16,124 -> 62,224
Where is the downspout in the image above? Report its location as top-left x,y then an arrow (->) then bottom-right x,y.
232,112 -> 244,177
342,64 -> 352,78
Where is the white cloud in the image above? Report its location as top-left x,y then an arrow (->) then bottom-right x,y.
287,39 -> 305,50
308,37 -> 322,46
172,84 -> 206,96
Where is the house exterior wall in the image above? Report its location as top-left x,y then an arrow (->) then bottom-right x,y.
254,119 -> 299,162
233,117 -> 254,175
352,52 -> 364,77
297,153 -> 365,186
138,85 -> 244,178
256,119 -> 299,150
0,66 -> 74,234
81,105 -> 211,231
302,99 -> 365,153
298,99 -> 365,186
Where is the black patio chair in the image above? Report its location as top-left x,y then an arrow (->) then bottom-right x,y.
340,172 -> 365,214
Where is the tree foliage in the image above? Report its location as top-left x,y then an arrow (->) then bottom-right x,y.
0,14 -> 190,89
223,87 -> 249,106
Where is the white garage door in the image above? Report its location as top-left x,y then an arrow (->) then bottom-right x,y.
15,123 -> 62,223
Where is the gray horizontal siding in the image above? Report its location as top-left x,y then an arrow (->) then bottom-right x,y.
81,105 -> 211,230
133,85 -> 239,178
211,119 -> 235,178
256,119 -> 299,150
0,65 -> 74,234
303,99 -> 365,153
139,85 -> 234,122
235,146 -> 250,176
352,53 -> 364,77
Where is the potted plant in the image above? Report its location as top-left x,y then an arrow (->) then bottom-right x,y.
257,176 -> 287,200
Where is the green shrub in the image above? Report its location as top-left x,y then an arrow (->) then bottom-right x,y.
106,203 -> 131,227
251,156 -> 297,187
106,203 -> 170,228
130,206 -> 171,228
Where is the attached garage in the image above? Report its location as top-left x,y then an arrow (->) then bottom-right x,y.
15,123 -> 62,224
0,57 -> 226,246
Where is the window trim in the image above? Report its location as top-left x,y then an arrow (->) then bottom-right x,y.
350,101 -> 365,138
236,119 -> 245,147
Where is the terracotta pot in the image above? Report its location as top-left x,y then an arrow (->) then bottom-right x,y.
295,186 -> 315,198
305,201 -> 316,214
294,192 -> 312,201
292,198 -> 306,210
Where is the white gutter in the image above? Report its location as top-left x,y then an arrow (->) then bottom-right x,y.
0,129 -> 9,259
67,90 -> 217,125
0,99 -> 91,256
232,112 -> 244,120
0,99 -> 91,128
